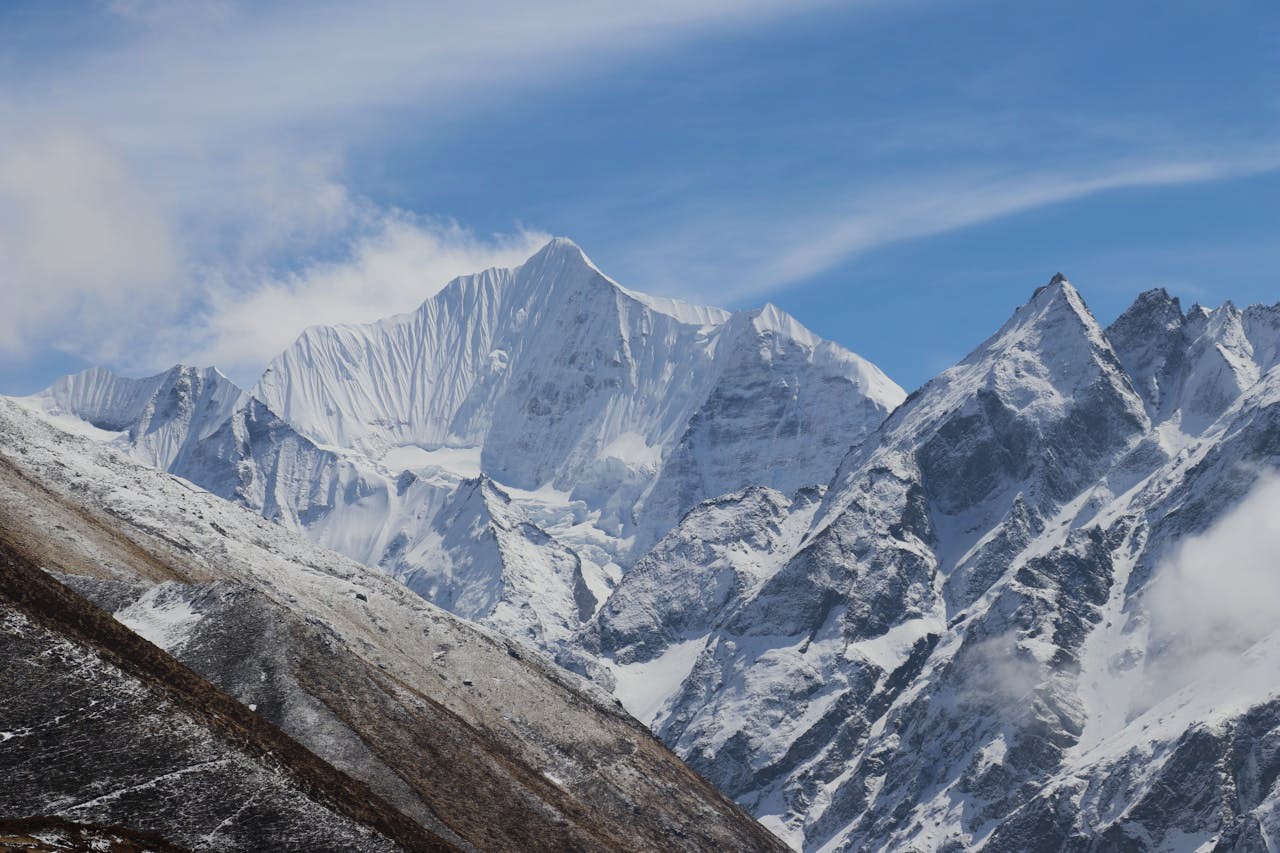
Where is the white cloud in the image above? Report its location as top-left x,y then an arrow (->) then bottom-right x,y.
617,152 -> 1280,304
1140,472 -> 1280,708
956,632 -> 1046,711
189,150 -> 358,267
1082,471 -> 1280,750
3,0 -> 1273,382
103,0 -> 235,28
0,0 -> 843,379
0,132 -> 182,361
187,217 -> 549,383
14,1 -> 844,154
1071,473 -> 1280,753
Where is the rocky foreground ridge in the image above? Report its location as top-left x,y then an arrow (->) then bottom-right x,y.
0,397 -> 784,852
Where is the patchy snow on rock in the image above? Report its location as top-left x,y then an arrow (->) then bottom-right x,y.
843,615 -> 945,672
114,583 -> 205,653
608,636 -> 708,727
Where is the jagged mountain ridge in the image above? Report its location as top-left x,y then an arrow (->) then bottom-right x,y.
252,237 -> 902,551
583,279 -> 1280,850
36,364 -> 245,470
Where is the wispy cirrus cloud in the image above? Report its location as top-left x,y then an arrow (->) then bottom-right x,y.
0,0 -> 848,378
1,0 -> 1273,393
188,218 -> 550,384
614,148 -> 1280,304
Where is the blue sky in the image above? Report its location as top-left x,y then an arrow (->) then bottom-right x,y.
0,0 -> 1276,394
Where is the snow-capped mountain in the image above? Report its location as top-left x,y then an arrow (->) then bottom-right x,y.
581,278 -> 1280,850
20,237 -> 902,651
16,240 -> 1280,851
31,364 -> 246,470
254,237 -> 902,554
385,475 -> 600,648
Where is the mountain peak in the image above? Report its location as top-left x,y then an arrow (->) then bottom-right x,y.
1132,287 -> 1180,310
914,273 -> 1143,427
159,363 -> 240,387
26,362 -> 247,470
1029,271 -> 1079,304
740,302 -> 818,344
37,363 -> 245,415
1012,272 -> 1092,331
1108,289 -> 1185,339
543,235 -> 584,252
522,237 -> 737,327
523,236 -> 596,272
506,236 -> 622,307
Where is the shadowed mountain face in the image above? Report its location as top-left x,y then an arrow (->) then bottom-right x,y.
13,247 -> 1280,852
0,399 -> 785,852
579,282 -> 1280,850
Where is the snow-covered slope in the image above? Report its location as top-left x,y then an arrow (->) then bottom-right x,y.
0,397 -> 785,852
253,237 -> 903,555
385,475 -> 599,647
0,558 -> 438,852
17,245 -> 1280,850
581,278 -> 1280,850
24,364 -> 245,470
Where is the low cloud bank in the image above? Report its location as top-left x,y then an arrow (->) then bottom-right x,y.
189,218 -> 548,384
1139,473 -> 1280,711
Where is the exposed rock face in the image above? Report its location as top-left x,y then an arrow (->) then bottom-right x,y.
0,547 -> 444,853
0,816 -> 190,852
576,279 -> 1280,850
1107,288 -> 1280,433
0,399 -> 786,852
981,698 -> 1280,852
591,486 -> 824,669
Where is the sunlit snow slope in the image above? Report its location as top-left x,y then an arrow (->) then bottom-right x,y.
21,238 -> 903,654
